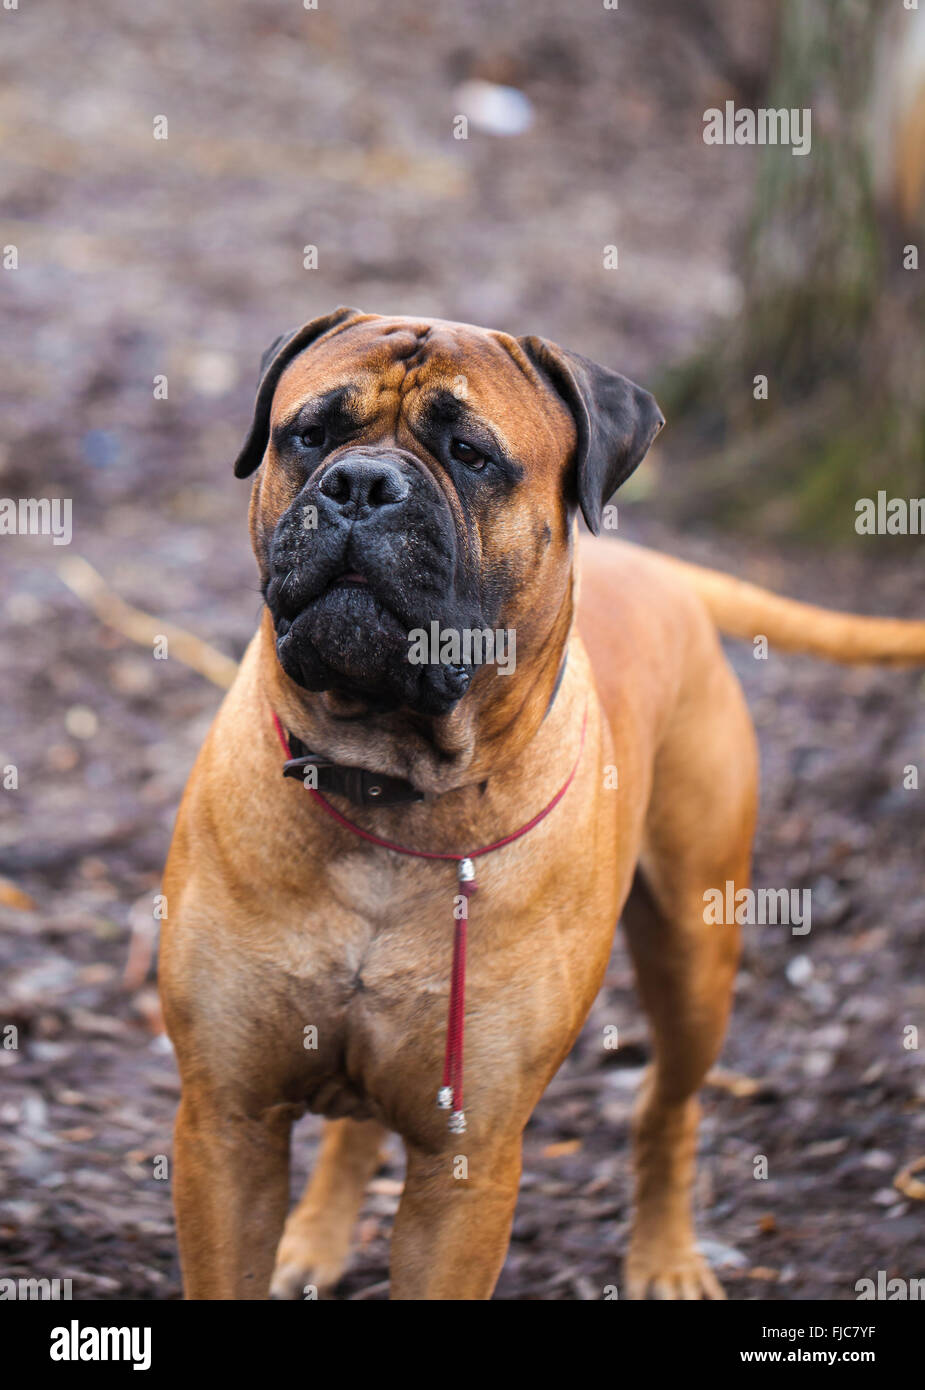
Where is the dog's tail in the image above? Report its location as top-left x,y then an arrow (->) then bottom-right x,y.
657,553 -> 925,667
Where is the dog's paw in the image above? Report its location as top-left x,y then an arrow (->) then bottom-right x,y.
624,1241 -> 726,1301
269,1228 -> 348,1300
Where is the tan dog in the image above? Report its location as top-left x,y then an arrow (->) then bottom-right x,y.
160,308 -> 925,1300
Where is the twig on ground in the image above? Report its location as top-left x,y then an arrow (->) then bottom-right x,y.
58,555 -> 238,690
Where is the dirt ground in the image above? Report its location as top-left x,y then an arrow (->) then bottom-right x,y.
1,0 -> 922,1300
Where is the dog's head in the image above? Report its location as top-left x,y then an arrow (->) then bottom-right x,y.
235,308 -> 663,717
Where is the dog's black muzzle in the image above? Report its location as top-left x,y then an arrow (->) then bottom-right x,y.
264,449 -> 486,714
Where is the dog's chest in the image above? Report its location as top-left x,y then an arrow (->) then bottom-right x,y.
280,849 -> 460,1014
269,807 -> 618,1128
269,849 -> 474,1118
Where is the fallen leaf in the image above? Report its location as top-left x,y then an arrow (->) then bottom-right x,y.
0,876 -> 37,911
542,1139 -> 582,1159
706,1067 -> 764,1098
894,1156 -> 925,1201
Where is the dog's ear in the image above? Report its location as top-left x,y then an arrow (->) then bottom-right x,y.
518,336 -> 664,534
233,307 -> 364,478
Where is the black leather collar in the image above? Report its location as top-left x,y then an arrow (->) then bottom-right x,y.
281,652 -> 569,807
282,741 -> 424,804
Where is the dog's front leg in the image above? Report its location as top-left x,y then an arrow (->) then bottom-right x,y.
390,1135 -> 523,1300
172,1088 -> 294,1299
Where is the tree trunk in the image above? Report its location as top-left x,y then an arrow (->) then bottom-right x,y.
662,0 -> 925,538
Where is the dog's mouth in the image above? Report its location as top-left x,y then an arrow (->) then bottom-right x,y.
271,563 -> 415,705
270,565 -> 375,634
269,564 -> 476,715
327,571 -> 368,588
274,567 -> 395,642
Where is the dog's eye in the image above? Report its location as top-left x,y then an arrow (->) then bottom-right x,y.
450,438 -> 487,471
300,424 -> 326,449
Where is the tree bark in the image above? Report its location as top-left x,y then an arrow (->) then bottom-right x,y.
662,0 -> 925,537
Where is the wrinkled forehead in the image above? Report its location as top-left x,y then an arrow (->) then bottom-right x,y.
271,315 -> 573,456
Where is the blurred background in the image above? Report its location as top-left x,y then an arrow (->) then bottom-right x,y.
1,0 -> 923,1300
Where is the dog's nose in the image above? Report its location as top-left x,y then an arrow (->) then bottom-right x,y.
319,458 -> 410,513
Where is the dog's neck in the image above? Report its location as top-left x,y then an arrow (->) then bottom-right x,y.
259,580 -> 576,798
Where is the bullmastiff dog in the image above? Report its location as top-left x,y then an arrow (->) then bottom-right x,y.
160,307 -> 925,1300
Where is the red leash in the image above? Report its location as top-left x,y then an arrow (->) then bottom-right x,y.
271,705 -> 588,1133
